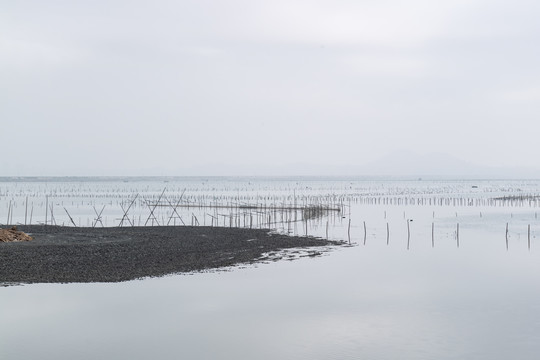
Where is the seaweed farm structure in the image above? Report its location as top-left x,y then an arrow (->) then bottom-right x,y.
1,186 -> 345,238
2,178 -> 540,248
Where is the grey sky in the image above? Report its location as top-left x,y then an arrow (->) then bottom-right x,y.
2,0 -> 540,176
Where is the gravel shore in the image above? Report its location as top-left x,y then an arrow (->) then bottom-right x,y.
0,225 -> 343,285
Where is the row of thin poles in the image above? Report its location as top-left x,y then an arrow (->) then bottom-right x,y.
2,191 -> 539,252
2,191 -> 341,231
351,219 -> 535,251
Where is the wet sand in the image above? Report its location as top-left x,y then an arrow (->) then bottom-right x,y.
0,225 -> 343,285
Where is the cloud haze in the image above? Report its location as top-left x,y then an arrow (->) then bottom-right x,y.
2,0 -> 540,176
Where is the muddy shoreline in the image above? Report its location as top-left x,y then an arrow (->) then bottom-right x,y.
0,225 -> 344,285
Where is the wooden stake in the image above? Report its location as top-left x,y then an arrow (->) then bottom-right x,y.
25,196 -> 28,225
63,207 -> 77,227
49,204 -> 56,225
6,201 -> 11,225
93,205 -> 106,228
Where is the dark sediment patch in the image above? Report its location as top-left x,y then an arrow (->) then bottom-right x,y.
0,225 -> 344,285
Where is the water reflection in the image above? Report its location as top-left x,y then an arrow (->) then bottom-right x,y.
2,234 -> 540,359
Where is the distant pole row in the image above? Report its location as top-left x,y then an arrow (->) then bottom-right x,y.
350,220 -> 533,251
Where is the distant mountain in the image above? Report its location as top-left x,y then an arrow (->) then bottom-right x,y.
356,151 -> 540,179
195,152 -> 540,179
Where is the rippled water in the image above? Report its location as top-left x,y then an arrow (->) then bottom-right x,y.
2,177 -> 540,359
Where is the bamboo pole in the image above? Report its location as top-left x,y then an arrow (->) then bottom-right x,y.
63,207 -> 77,227
25,196 -> 28,225
6,201 -> 11,225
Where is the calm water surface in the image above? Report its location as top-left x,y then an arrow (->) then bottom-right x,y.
2,178 -> 540,359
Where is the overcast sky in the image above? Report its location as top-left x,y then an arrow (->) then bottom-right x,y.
2,0 -> 540,176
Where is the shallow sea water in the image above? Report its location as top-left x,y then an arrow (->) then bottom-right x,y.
2,178 -> 540,359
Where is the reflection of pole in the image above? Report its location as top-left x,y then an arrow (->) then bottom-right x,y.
348,219 -> 351,245
505,223 -> 509,250
363,221 -> 366,245
456,223 -> 460,248
326,221 -> 329,240
528,224 -> 531,250
407,219 -> 410,250
431,222 -> 434,248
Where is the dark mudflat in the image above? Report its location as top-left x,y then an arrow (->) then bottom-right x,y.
0,225 -> 343,285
